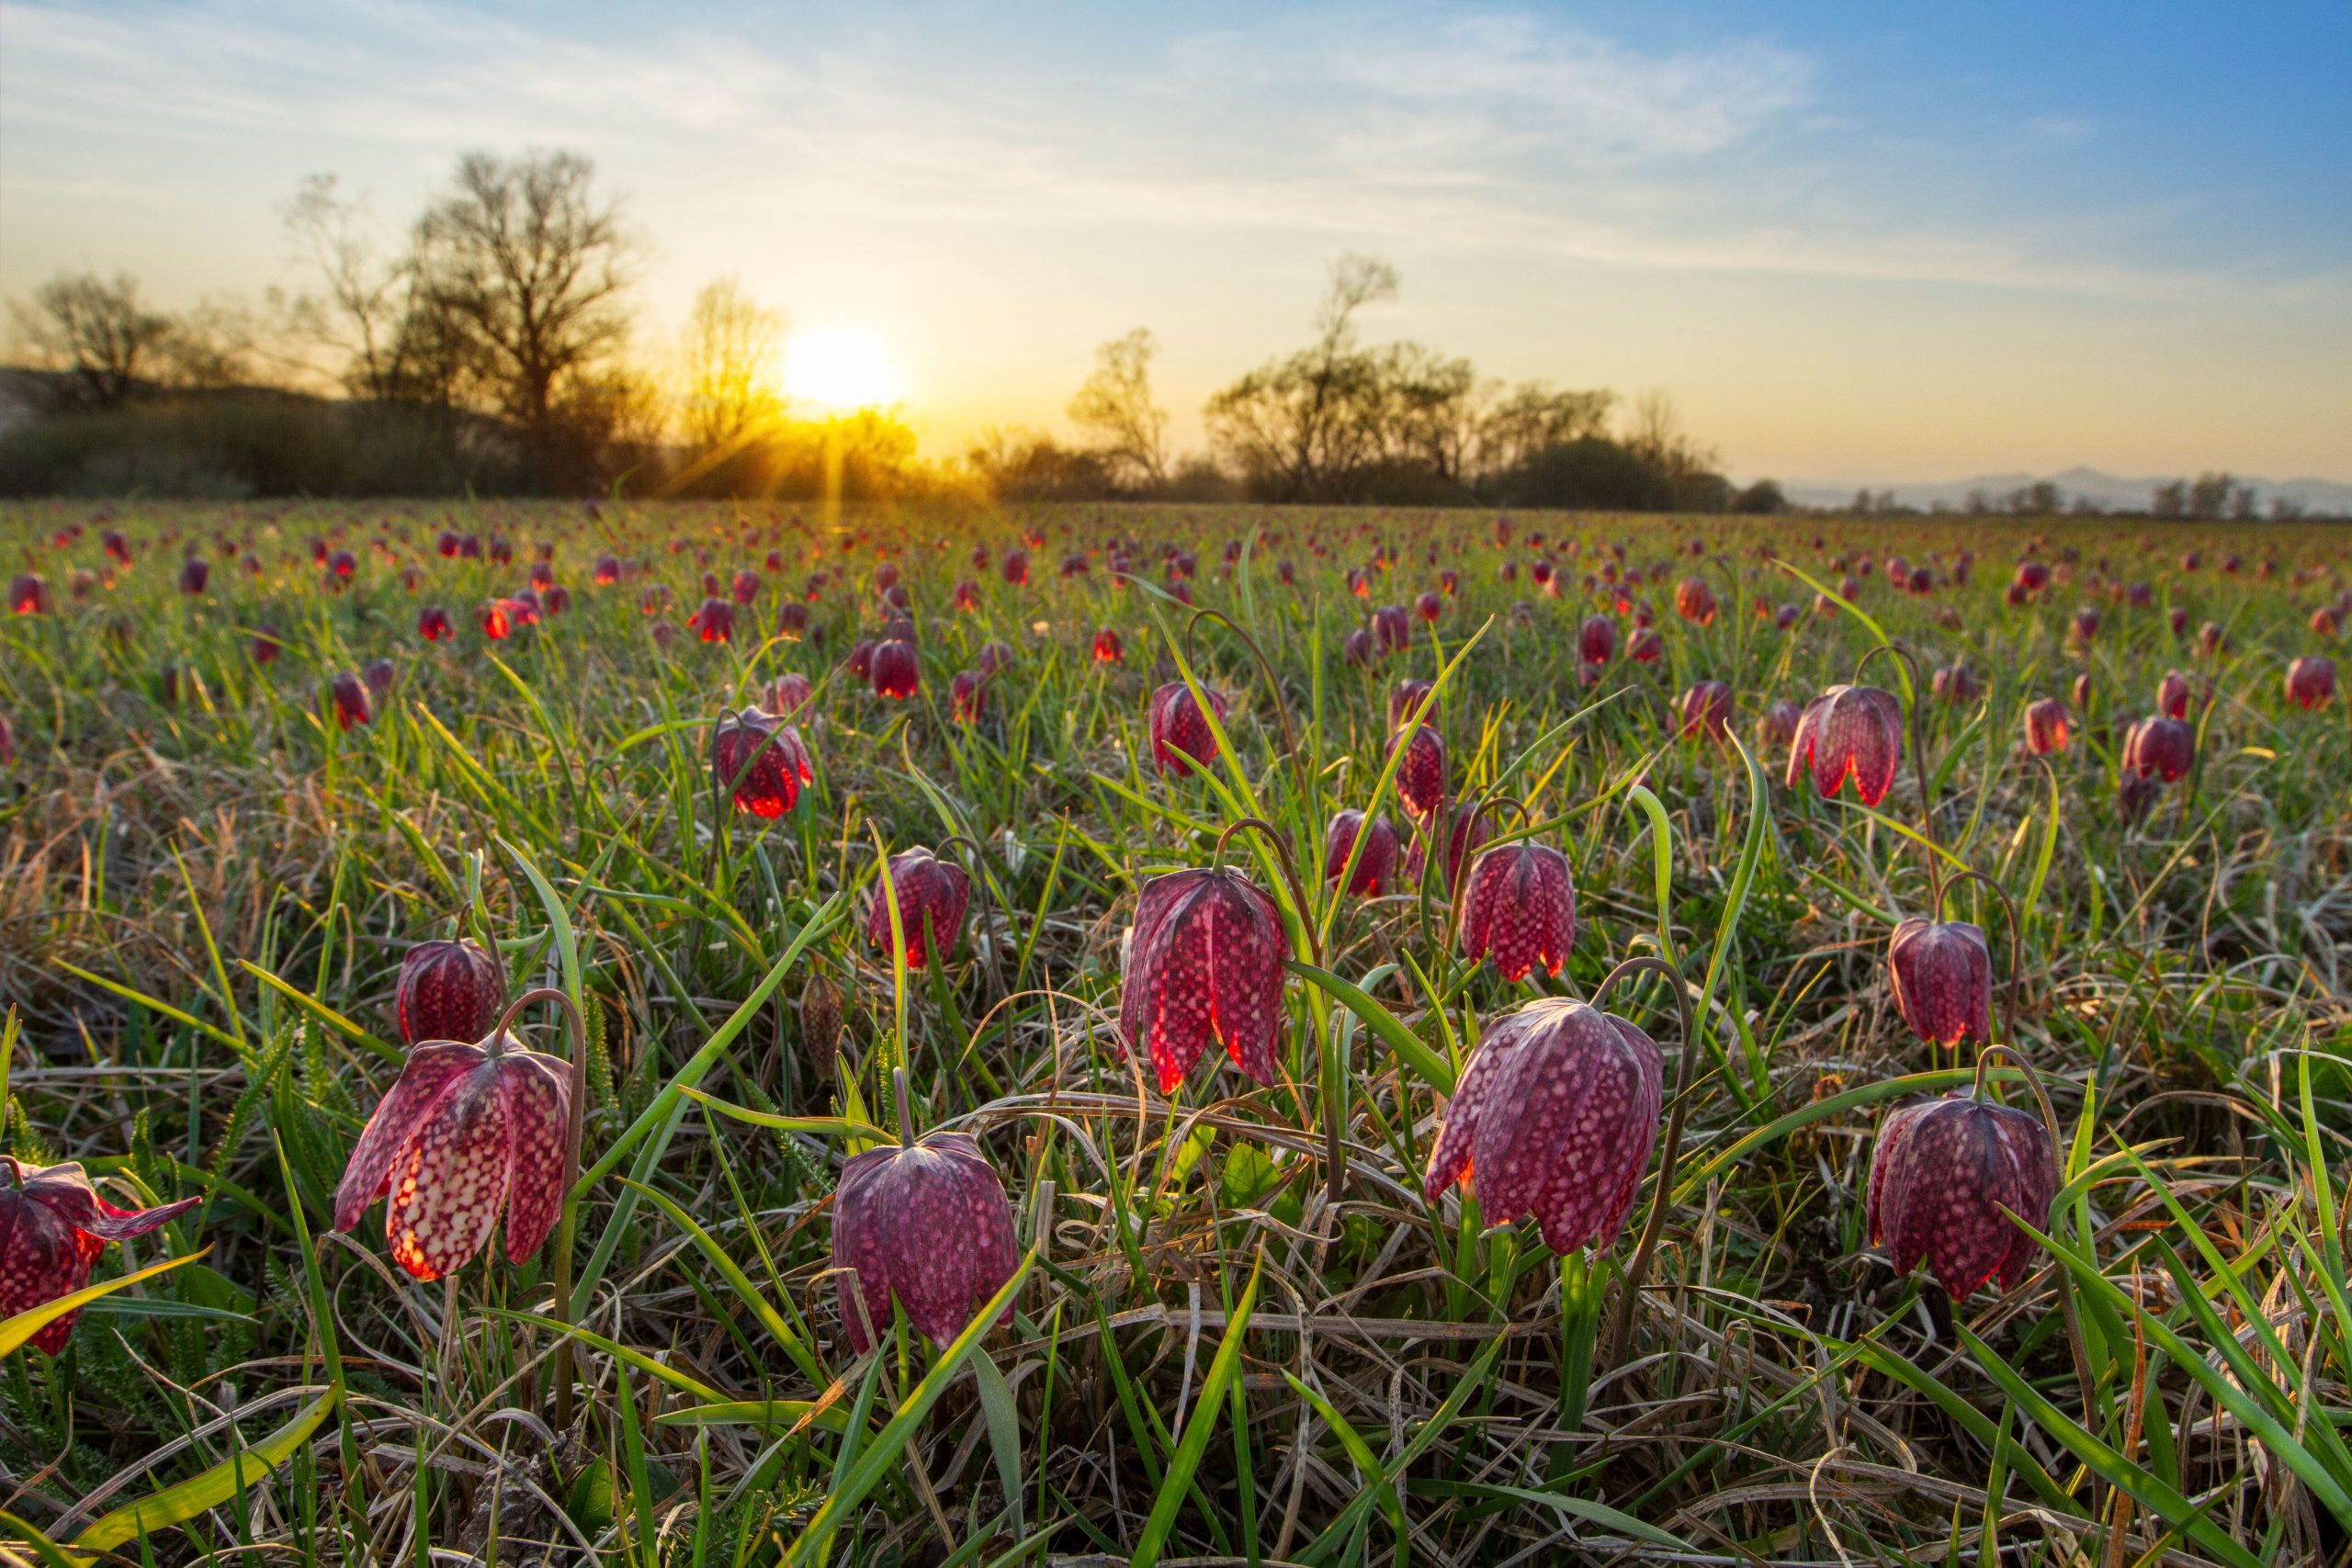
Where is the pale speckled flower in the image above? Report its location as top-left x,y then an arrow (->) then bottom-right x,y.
1867,1094 -> 2054,1296
831,1130 -> 1020,1352
332,1032 -> 571,1282
1423,998 -> 1662,1256
1117,867 -> 1286,1094
1387,725 -> 1447,823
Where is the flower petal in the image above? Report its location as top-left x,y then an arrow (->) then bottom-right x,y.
383,1060 -> 511,1281
334,1041 -> 487,1234
497,1049 -> 572,1266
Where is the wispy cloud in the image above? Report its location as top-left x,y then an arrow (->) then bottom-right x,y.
0,0 -> 2333,310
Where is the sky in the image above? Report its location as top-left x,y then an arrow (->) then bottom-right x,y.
2,0 -> 2347,486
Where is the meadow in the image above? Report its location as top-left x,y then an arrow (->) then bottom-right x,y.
1,497 -> 2346,1567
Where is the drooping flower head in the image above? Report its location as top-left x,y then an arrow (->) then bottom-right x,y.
832,1128 -> 1019,1352
0,1158 -> 198,1353
2287,655 -> 2336,710
871,638 -> 920,699
332,1001 -> 573,1283
1673,576 -> 1716,626
2121,715 -> 2194,783
1459,841 -> 1576,982
1577,615 -> 1616,665
1678,680 -> 1732,741
950,668 -> 988,723
396,938 -> 504,1046
1388,723 -> 1447,823
1886,919 -> 1992,1048
2156,670 -> 2191,720
1324,808 -> 1399,897
1148,681 -> 1231,778
711,706 -> 816,817
865,846 -> 971,971
1867,1093 -> 2054,1296
1787,683 -> 1905,805
1118,867 -> 1285,1094
1423,998 -> 1662,1255
330,672 -> 372,730
2022,698 -> 2070,755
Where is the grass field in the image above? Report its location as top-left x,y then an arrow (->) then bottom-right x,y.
2,498 -> 2347,1567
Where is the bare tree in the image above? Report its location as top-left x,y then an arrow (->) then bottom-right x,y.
1204,253 -> 1397,500
2188,471 -> 2235,521
1067,328 -> 1170,489
412,151 -> 639,446
1624,389 -> 1717,479
677,277 -> 784,449
7,271 -> 174,408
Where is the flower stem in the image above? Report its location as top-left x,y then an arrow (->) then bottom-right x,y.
1595,954 -> 1697,1371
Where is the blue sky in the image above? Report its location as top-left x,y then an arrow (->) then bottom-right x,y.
2,0 -> 2346,482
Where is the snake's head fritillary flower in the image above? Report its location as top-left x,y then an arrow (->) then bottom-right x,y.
327,547 -> 357,580
415,604 -> 452,642
871,638 -> 920,700
1886,919 -> 1992,1048
1093,627 -> 1124,664
329,672 -> 371,730
250,624 -> 283,665
2013,560 -> 2049,596
10,573 -> 52,615
1387,723 -> 1447,823
362,658 -> 396,695
2286,655 -> 2336,710
479,600 -> 514,640
712,708 -> 815,817
1372,604 -> 1412,653
690,597 -> 736,644
1577,615 -> 1616,665
0,1157 -> 199,1354
331,1028 -> 571,1282
950,669 -> 988,723
1148,682 -> 1230,778
2070,606 -> 2100,647
1673,576 -> 1716,626
832,1129 -> 1019,1352
1867,1094 -> 2053,1296
1787,684 -> 1905,805
1001,549 -> 1030,585
1758,698 -> 1804,750
1678,681 -> 1732,741
2023,698 -> 2070,754
102,529 -> 131,564
1930,664 -> 1977,705
1324,808 -> 1399,897
1459,843 -> 1576,981
0,712 -> 15,766
1387,680 -> 1433,731
178,558 -> 209,595
396,938 -> 504,1045
1342,628 -> 1375,665
2121,716 -> 2194,783
1415,592 -> 1442,623
1627,627 -> 1663,664
977,639 -> 1015,676
2312,604 -> 2341,638
1118,867 -> 1285,1094
2156,670 -> 2190,720
1423,998 -> 1661,1255
594,555 -> 620,586
731,569 -> 760,605
865,846 -> 971,971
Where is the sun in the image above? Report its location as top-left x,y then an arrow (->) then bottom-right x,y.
780,326 -> 902,413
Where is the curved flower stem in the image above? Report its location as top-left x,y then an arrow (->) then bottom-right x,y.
1186,608 -> 1314,829
1594,954 -> 1697,1371
1969,1043 -> 2100,1507
1940,868 -> 2022,1049
1213,818 -> 1323,970
492,985 -> 588,1434
1854,641 -> 1941,910
1441,791 -> 1523,951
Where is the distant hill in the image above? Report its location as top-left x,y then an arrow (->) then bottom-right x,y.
1785,466 -> 2352,517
